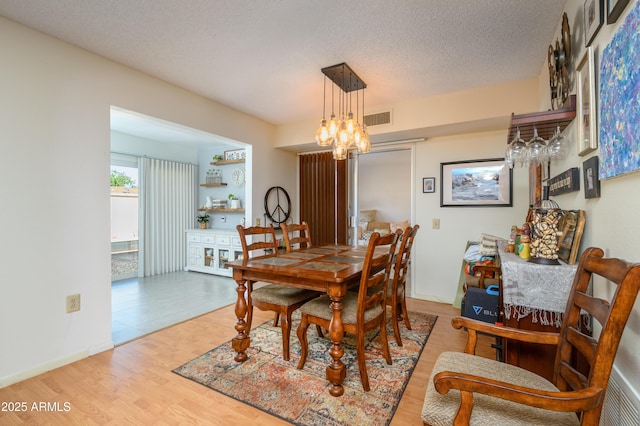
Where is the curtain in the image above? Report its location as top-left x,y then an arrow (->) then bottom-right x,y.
299,152 -> 348,245
138,157 -> 198,276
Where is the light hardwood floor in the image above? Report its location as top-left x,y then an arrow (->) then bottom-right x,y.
1,298 -> 496,425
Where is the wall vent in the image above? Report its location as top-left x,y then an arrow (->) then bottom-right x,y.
600,368 -> 640,426
363,111 -> 392,127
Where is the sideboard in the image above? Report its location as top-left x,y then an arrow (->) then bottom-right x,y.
184,229 -> 243,277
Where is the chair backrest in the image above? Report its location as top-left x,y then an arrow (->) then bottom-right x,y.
236,224 -> 279,259
280,222 -> 312,252
357,231 -> 401,323
553,247 -> 640,424
391,225 -> 420,297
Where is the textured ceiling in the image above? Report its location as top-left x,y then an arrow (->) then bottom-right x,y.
1,0 -> 567,131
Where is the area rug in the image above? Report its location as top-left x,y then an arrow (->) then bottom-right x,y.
173,311 -> 437,425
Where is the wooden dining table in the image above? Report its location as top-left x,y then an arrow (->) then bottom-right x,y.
226,243 -> 387,397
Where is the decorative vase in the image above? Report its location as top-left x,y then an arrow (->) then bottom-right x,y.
230,199 -> 241,209
206,196 -> 213,209
199,222 -> 207,229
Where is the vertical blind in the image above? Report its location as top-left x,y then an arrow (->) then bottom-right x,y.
299,152 -> 348,245
138,157 -> 197,276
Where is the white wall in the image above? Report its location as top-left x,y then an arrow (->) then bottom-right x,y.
412,130 -> 530,302
0,17 -> 294,386
552,0 -> 640,401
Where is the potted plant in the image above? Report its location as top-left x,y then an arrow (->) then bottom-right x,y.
197,213 -> 210,229
228,193 -> 241,209
212,154 -> 223,162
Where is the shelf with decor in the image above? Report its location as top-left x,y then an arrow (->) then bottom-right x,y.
198,208 -> 245,213
200,182 -> 228,187
210,159 -> 245,166
507,94 -> 576,143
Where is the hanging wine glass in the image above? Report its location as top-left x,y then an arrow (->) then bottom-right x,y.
526,127 -> 549,166
506,128 -> 528,168
547,125 -> 567,160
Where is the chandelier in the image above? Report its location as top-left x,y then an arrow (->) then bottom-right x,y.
315,63 -> 371,160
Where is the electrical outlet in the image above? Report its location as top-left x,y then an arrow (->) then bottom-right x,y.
432,218 -> 440,229
66,294 -> 81,313
256,218 -> 260,225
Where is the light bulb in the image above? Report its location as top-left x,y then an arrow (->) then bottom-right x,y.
332,144 -> 347,160
327,113 -> 339,138
345,112 -> 356,135
315,119 -> 333,146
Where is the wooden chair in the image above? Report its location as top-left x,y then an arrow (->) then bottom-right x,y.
236,224 -> 319,361
422,247 -> 640,425
387,224 -> 419,346
280,221 -> 312,252
296,231 -> 400,391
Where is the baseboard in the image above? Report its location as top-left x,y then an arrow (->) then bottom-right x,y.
0,340 -> 114,389
411,293 -> 454,305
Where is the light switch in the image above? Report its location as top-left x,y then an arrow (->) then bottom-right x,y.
432,218 -> 440,229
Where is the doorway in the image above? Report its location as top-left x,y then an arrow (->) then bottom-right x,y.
110,158 -> 140,281
350,146 -> 413,242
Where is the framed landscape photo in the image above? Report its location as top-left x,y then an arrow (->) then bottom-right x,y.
422,177 -> 435,193
577,46 -> 598,156
440,158 -> 512,207
584,0 -> 604,47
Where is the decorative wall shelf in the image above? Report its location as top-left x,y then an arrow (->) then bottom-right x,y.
210,159 -> 245,165
200,183 -> 227,187
198,208 -> 245,213
507,94 -> 576,143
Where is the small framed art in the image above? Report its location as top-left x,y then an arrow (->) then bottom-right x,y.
584,0 -> 604,47
607,0 -> 631,24
577,46 -> 598,156
583,156 -> 601,198
224,149 -> 246,161
423,177 -> 435,193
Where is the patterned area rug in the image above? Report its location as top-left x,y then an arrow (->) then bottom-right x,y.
173,311 -> 437,425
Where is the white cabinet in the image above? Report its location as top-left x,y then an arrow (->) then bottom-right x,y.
185,229 -> 242,277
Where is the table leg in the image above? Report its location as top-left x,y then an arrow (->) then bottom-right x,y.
231,278 -> 250,362
326,292 -> 346,397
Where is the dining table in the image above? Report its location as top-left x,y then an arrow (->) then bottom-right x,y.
226,243 -> 387,397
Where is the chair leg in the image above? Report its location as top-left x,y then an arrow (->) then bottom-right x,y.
355,331 -> 370,392
281,311 -> 292,361
391,301 -> 403,347
296,314 -> 310,369
246,303 -> 254,334
380,315 -> 392,366
401,296 -> 412,330
315,325 -> 324,338
273,312 -> 280,327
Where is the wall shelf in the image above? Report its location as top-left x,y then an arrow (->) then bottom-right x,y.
210,159 -> 245,165
198,208 -> 245,213
200,183 -> 227,187
507,94 -> 576,143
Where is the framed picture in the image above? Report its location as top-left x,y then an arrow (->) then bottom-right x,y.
583,156 -> 601,198
440,158 -> 512,207
584,0 -> 604,47
607,0 -> 631,23
577,47 -> 598,156
224,149 -> 246,161
422,177 -> 435,193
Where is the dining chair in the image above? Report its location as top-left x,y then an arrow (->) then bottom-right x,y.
422,247 -> 640,425
280,221 -> 312,252
387,224 -> 419,346
296,231 -> 400,391
236,224 -> 319,361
